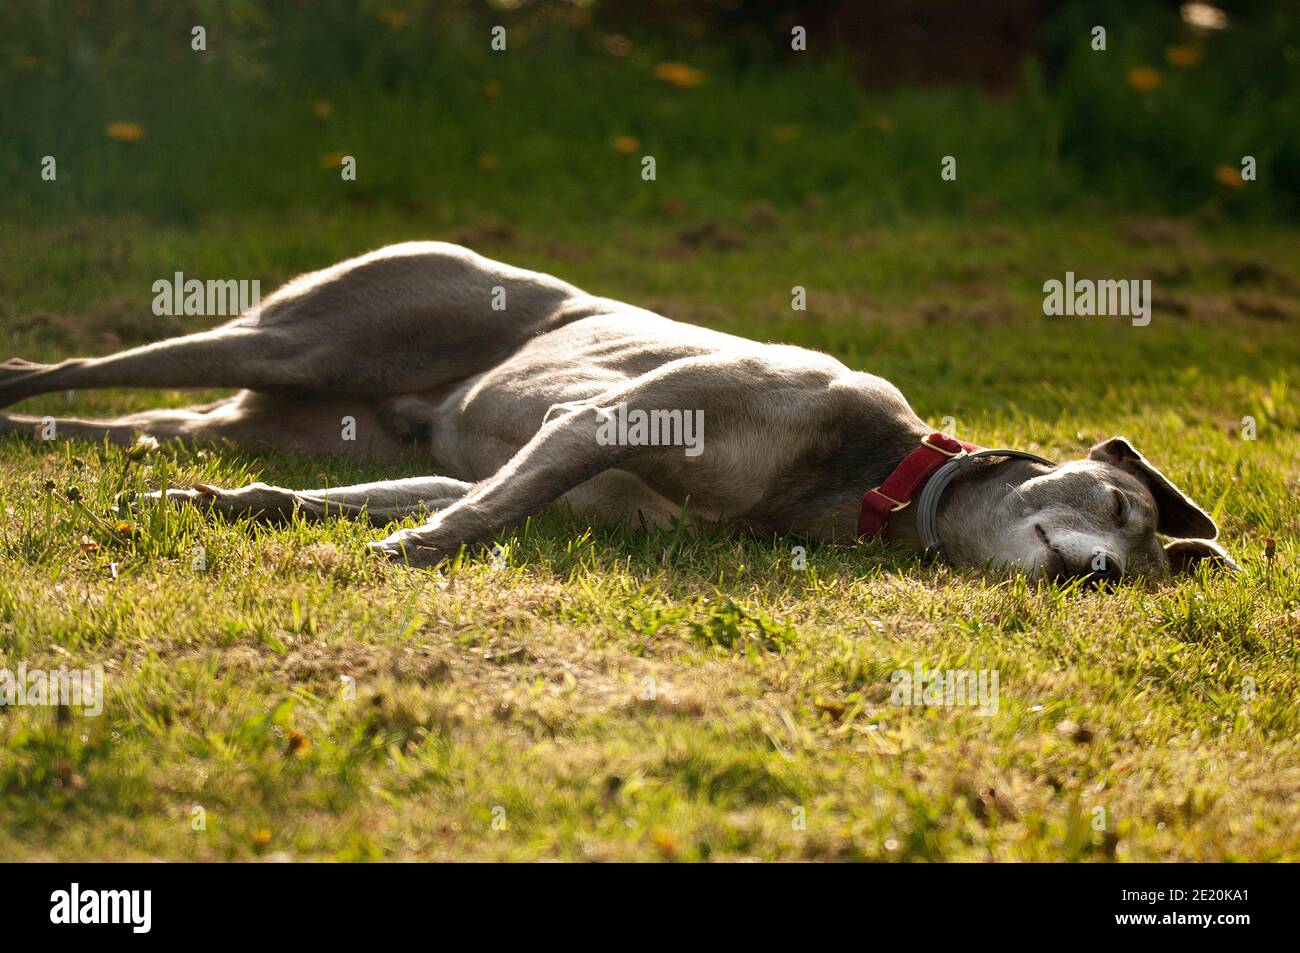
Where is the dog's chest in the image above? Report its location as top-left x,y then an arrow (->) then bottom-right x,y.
628,417 -> 820,518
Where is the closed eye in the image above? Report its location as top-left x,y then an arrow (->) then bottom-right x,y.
1112,489 -> 1129,524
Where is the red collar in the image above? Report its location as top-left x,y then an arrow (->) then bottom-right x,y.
857,432 -> 980,539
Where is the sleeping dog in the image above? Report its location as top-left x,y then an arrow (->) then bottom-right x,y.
0,242 -> 1237,577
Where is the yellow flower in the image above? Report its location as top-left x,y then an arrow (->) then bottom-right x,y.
653,62 -> 707,88
1127,67 -> 1162,92
478,153 -> 498,172
483,80 -> 502,98
648,825 -> 677,856
612,135 -> 640,155
312,100 -> 333,121
1165,45 -> 1201,67
1215,164 -> 1245,189
105,121 -> 143,143
320,151 -> 347,169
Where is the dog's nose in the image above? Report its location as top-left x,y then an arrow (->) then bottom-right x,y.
1086,551 -> 1124,584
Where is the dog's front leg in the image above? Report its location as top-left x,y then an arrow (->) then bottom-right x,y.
369,405 -> 639,567
140,475 -> 473,526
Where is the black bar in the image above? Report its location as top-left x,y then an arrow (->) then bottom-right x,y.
9,862 -> 1280,941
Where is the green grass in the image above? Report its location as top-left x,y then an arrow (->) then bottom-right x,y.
2,3 -> 1298,859
1,209 -> 1298,860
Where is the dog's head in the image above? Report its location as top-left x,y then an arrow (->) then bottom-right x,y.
957,437 -> 1239,582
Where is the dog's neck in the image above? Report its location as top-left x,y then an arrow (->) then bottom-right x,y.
887,457 -> 1045,558
750,433 -> 1044,554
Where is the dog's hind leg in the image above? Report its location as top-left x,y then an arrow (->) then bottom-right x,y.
144,475 -> 473,526
0,403 -> 232,446
2,390 -> 415,461
2,243 -> 594,410
0,324 -> 309,409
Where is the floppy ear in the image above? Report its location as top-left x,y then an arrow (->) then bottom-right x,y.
1164,539 -> 1241,575
1089,437 -> 1218,539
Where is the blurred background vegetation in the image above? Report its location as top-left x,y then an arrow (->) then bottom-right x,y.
1,0 -> 1296,228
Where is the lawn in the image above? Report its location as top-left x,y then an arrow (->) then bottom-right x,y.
1,208 -> 1297,861
1,3 -> 1298,860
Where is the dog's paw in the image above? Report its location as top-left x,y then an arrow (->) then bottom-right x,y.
367,532 -> 450,568
122,484 -> 223,513
0,415 -> 36,438
0,361 -> 49,409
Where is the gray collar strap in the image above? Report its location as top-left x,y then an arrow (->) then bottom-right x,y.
915,448 -> 1055,556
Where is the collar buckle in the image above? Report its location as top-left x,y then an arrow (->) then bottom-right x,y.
920,433 -> 966,458
868,487 -> 910,512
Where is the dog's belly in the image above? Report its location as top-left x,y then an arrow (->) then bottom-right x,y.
214,391 -> 408,461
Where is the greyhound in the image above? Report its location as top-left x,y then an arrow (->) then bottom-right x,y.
0,241 -> 1237,578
